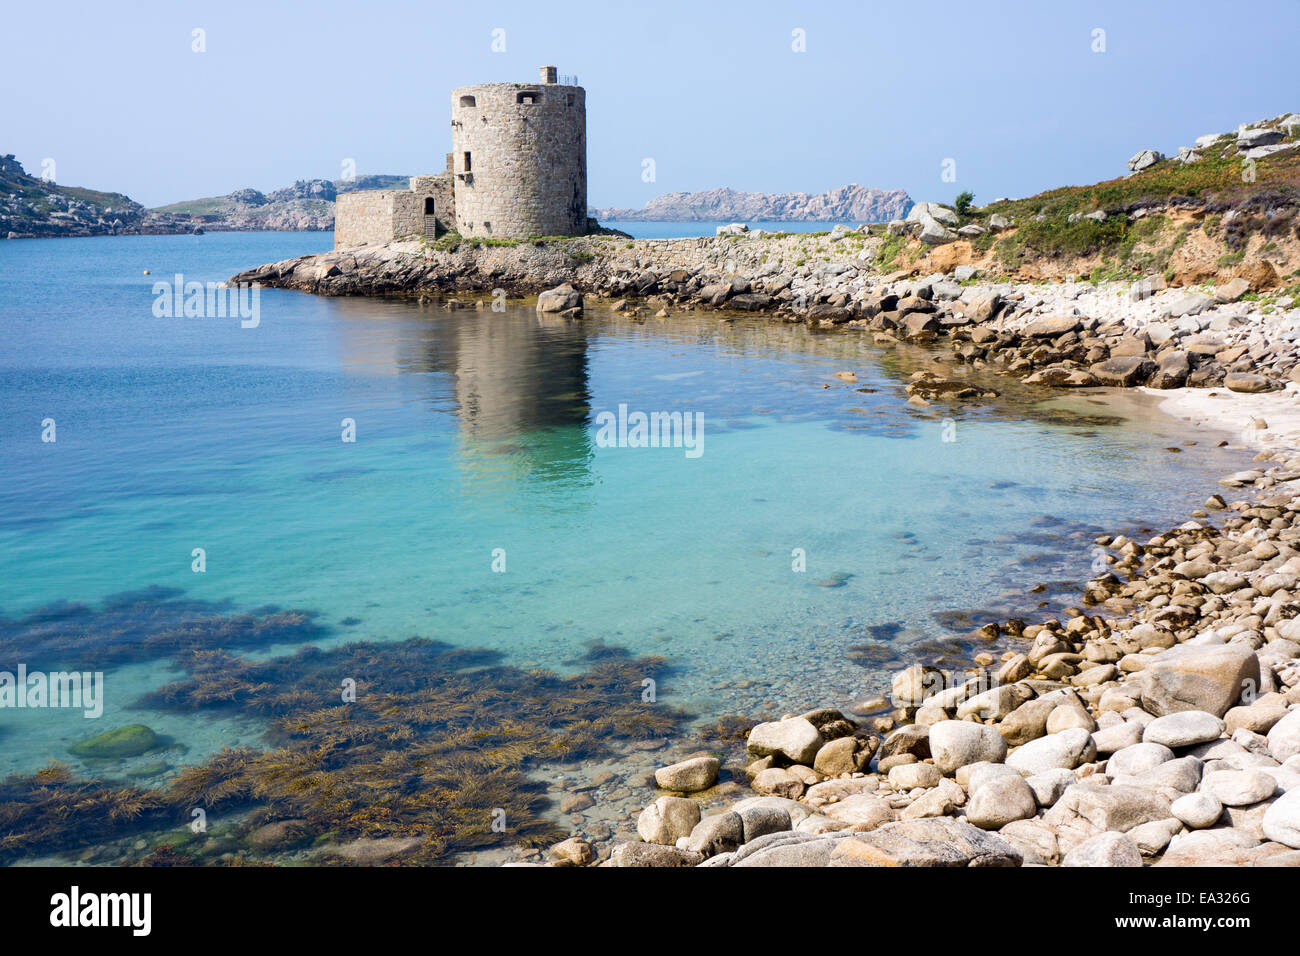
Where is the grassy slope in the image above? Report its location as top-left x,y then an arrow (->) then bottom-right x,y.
860,125 -> 1300,291
0,161 -> 141,216
971,128 -> 1300,267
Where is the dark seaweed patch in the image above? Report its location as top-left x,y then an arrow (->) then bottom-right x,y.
0,593 -> 688,866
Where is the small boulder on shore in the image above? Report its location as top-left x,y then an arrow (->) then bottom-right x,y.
536,283 -> 583,313
654,755 -> 719,793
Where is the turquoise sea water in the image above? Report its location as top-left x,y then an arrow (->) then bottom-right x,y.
0,232 -> 1251,782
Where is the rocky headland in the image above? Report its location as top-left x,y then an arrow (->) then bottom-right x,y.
0,153 -> 409,238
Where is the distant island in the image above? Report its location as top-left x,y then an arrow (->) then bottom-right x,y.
2,152 -> 913,239
0,154 -> 409,238
590,184 -> 913,223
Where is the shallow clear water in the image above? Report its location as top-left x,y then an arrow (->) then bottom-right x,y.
0,232 -> 1250,780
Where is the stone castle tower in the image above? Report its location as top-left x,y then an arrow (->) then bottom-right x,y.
334,66 -> 586,248
450,66 -> 587,238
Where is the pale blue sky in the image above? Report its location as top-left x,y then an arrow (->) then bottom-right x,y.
3,0 -> 1296,210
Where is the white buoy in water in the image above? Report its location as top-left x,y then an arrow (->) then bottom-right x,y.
143,269 -> 150,275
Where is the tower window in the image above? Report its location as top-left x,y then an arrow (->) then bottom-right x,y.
463,152 -> 472,172
459,95 -> 476,108
566,94 -> 575,107
516,91 -> 538,105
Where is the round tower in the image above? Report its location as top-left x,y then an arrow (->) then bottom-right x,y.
449,65 -> 587,238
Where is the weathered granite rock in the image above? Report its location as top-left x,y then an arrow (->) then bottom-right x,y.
609,842 -> 705,867
1128,149 -> 1164,172
1007,727 -> 1096,774
1130,817 -> 1183,855
1171,791 -> 1223,829
1143,711 -> 1226,748
879,724 -> 931,761
1062,831 -> 1142,867
892,664 -> 943,706
888,762 -> 941,790
1268,710 -> 1300,763
550,836 -> 594,866
730,830 -> 853,867
1090,356 -> 1155,386
956,683 -> 1033,721
747,716 -> 824,764
929,720 -> 1008,774
1139,644 -> 1259,717
966,774 -> 1038,829
1225,697 -> 1290,735
998,818 -> 1060,865
1225,372 -> 1274,393
1115,755 -> 1205,795
536,283 -> 582,313
827,817 -> 1022,867
1262,789 -> 1300,848
737,804 -> 792,843
1044,784 -> 1172,834
1092,720 -> 1144,754
1108,741 -> 1175,776
751,767 -> 805,799
685,811 -> 744,856
636,795 -> 701,845
999,696 -> 1058,746
1201,769 -> 1278,806
1155,828 -> 1267,866
823,794 -> 894,829
1025,768 -> 1075,807
899,778 -> 964,820
813,735 -> 874,776
1024,315 -> 1082,338
654,755 -> 719,792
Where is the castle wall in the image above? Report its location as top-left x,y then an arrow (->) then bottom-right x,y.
409,175 -> 456,232
334,191 -> 399,248
449,80 -> 587,238
334,174 -> 455,249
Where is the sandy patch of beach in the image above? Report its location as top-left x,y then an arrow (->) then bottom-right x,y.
1144,383 -> 1300,454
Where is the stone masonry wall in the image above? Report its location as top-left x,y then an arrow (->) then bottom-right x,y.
410,175 -> 456,232
334,191 -> 399,248
334,175 -> 456,249
449,81 -> 586,238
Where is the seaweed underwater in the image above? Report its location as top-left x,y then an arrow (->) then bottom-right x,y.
0,592 -> 689,865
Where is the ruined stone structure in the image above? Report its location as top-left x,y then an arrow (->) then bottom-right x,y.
334,66 -> 586,249
334,156 -> 456,249
451,66 -> 587,238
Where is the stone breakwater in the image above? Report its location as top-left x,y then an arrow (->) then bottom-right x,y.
541,457 -> 1300,867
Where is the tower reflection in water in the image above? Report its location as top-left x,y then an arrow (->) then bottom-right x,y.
331,298 -> 596,492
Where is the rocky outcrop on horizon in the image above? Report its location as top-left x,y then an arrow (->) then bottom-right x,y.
0,154 -> 411,238
147,175 -> 412,233
1,153 -> 155,238
1128,112 -> 1300,173
591,184 -> 913,223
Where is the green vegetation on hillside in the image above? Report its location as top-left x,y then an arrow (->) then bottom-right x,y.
965,135 -> 1300,272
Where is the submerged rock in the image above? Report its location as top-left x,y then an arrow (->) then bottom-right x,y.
68,724 -> 159,759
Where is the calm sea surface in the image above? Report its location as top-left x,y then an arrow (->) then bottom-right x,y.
0,231 -> 1250,782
